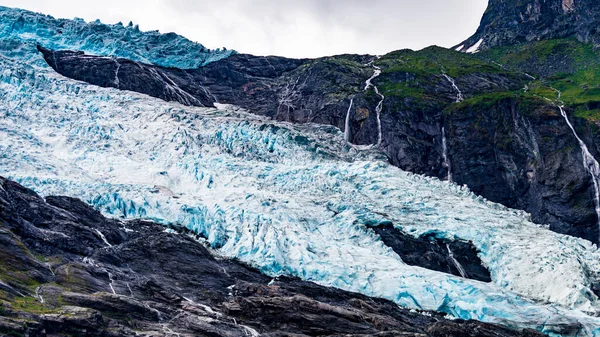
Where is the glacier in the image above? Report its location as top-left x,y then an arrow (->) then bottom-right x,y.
3,10 -> 600,337
0,6 -> 234,69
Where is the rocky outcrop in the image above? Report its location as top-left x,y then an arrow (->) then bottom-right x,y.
0,176 -> 544,336
446,96 -> 600,243
366,223 -> 492,282
457,0 -> 600,52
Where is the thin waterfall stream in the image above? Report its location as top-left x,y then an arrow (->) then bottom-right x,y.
344,97 -> 354,143
364,65 -> 384,146
556,95 -> 600,240
446,245 -> 468,278
441,74 -> 464,182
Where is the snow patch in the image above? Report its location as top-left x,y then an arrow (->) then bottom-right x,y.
466,39 -> 483,54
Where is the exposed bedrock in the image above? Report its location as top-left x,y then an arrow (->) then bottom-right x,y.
457,0 -> 600,52
0,176 -> 543,336
367,223 -> 492,283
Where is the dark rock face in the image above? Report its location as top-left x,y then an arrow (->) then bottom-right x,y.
447,97 -> 600,243
0,176 -> 543,336
37,45 -> 600,244
457,0 -> 600,52
367,223 -> 492,282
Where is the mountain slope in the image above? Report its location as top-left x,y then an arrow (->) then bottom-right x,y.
4,12 -> 600,335
39,39 -> 600,243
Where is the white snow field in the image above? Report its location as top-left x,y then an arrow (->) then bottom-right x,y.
2,7 -> 600,337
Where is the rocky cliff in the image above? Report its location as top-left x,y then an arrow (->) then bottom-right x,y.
456,0 -> 600,53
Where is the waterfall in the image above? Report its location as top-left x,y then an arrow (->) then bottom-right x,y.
145,66 -> 203,106
559,105 -> 600,237
344,97 -> 354,143
94,229 -> 113,247
440,74 -> 461,183
113,59 -> 121,88
442,127 -> 452,183
446,245 -> 468,278
442,74 -> 464,103
108,272 -> 117,295
364,65 -> 385,146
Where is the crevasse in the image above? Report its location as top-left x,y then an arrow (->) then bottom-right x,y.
3,12 -> 600,337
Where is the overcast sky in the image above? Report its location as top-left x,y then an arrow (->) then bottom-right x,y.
1,0 -> 488,58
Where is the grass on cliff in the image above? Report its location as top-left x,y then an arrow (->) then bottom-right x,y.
482,38 -> 600,119
377,46 -> 505,78
443,89 -> 550,117
372,46 -> 520,112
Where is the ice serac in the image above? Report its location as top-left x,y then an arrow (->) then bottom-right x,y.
0,176 -> 549,336
0,6 -> 234,68
4,22 -> 600,336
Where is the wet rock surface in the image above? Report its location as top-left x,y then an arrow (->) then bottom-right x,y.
0,176 -> 544,336
367,223 -> 492,282
446,97 -> 600,243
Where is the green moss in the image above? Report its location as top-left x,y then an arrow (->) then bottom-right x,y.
377,46 -> 505,78
482,38 -> 590,66
446,91 -> 515,113
11,296 -> 56,315
482,38 -> 600,110
324,56 -> 364,68
574,106 -> 600,121
443,89 -> 547,117
551,68 -> 600,105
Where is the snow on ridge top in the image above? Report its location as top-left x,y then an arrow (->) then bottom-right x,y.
0,5 -> 235,69
465,38 -> 483,54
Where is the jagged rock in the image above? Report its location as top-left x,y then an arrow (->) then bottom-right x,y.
366,223 -> 491,282
457,0 -> 600,52
0,176 -> 544,336
446,96 -> 600,242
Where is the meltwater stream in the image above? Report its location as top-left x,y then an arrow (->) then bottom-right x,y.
440,74 -> 463,183
4,22 -> 600,336
364,65 -> 384,146
441,127 -> 452,182
344,97 -> 354,143
446,245 -> 468,278
442,74 -> 464,103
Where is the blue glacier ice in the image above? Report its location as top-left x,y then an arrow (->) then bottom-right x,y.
3,9 -> 600,337
0,6 -> 234,68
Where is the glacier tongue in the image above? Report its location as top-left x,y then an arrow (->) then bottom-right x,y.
3,29 -> 600,337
